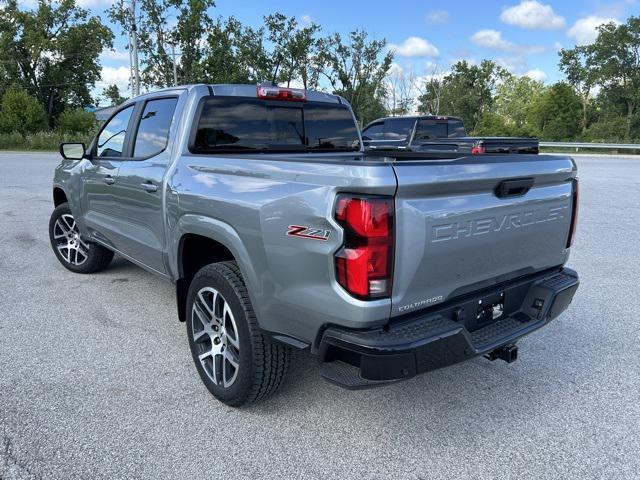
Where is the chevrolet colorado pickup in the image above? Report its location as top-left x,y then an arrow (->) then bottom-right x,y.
362,115 -> 539,154
50,84 -> 579,407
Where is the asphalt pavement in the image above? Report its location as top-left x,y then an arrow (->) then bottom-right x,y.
1,152 -> 639,479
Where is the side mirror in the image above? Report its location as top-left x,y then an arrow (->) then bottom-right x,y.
60,143 -> 86,160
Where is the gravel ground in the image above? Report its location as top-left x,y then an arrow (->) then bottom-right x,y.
1,152 -> 639,479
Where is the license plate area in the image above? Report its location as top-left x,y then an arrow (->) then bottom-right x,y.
452,291 -> 507,332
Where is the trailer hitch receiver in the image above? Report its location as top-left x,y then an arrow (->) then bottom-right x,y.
485,344 -> 518,363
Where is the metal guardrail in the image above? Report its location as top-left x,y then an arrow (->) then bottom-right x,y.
539,141 -> 640,150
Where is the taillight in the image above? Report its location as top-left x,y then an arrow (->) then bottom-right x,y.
257,86 -> 306,101
471,144 -> 486,155
566,178 -> 579,247
334,195 -> 394,299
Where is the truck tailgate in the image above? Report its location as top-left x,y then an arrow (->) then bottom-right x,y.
391,154 -> 576,317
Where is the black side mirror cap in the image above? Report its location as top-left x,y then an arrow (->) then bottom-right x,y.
59,143 -> 86,160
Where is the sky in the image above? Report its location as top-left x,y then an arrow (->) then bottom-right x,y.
88,0 -> 640,97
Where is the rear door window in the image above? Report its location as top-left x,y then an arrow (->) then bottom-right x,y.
362,122 -> 384,140
133,98 -> 178,158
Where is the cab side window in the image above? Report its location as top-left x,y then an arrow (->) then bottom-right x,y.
133,98 -> 178,158
96,105 -> 134,158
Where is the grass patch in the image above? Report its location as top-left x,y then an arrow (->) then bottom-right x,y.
0,131 -> 94,151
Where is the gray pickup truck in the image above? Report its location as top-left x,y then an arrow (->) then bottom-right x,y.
362,115 -> 539,155
50,84 -> 580,407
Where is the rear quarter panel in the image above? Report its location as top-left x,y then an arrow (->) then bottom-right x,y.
169,153 -> 398,345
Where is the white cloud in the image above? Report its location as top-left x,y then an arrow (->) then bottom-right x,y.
20,0 -> 114,10
389,36 -> 439,57
500,1 -> 565,30
567,16 -> 619,45
76,0 -> 112,7
388,62 -> 404,75
298,14 -> 313,27
100,49 -> 129,63
470,29 -> 544,54
471,29 -> 514,51
425,9 -> 449,24
496,56 -> 528,74
525,69 -> 547,81
98,66 -> 130,91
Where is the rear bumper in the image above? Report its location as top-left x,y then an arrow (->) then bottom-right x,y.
318,268 -> 579,389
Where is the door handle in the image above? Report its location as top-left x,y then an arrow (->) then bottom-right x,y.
103,176 -> 115,185
140,182 -> 158,193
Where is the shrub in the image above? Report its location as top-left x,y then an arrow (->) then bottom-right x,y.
584,117 -> 630,143
57,108 -> 98,135
0,87 -> 47,135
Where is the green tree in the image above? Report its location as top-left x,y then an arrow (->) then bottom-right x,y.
264,13 -> 321,89
0,86 -> 47,134
531,82 -> 582,140
56,108 -> 97,134
417,65 -> 446,115
425,60 -> 508,133
0,0 -> 113,127
202,17 -> 269,84
108,0 -> 215,87
589,17 -> 640,140
559,46 -> 597,133
494,75 -> 545,136
318,30 -> 393,125
101,84 -> 128,106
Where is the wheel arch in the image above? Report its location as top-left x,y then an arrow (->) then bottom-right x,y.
173,215 -> 261,323
53,187 -> 68,207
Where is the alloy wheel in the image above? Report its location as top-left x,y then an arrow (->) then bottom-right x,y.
52,214 -> 89,266
191,287 -> 241,388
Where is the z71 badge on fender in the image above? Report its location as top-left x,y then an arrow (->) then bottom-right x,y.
286,225 -> 331,241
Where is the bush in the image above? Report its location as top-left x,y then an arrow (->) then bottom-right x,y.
584,117 -> 630,143
57,108 -> 98,135
0,87 -> 47,135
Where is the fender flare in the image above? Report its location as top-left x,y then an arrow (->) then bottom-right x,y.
171,214 -> 262,318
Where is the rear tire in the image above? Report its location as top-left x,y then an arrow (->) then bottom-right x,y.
49,203 -> 114,274
186,261 -> 290,407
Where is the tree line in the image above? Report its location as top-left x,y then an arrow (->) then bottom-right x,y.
0,0 -> 639,144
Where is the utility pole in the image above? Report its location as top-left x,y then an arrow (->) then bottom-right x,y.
130,0 -> 140,96
128,35 -> 134,96
170,43 -> 178,86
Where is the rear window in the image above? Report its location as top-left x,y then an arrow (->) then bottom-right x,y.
192,97 -> 360,153
414,120 -> 447,140
448,119 -> 466,137
414,118 -> 467,140
384,118 -> 415,141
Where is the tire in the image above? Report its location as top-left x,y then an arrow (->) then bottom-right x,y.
49,203 -> 114,274
186,261 -> 290,407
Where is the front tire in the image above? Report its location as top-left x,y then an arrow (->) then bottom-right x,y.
186,261 -> 290,407
49,203 -> 114,274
